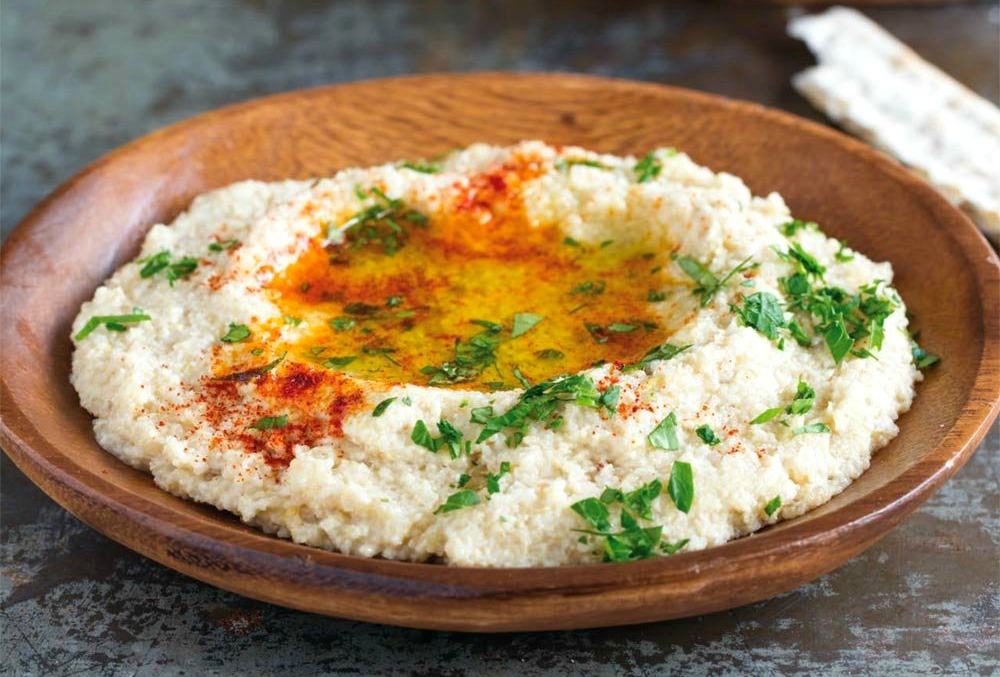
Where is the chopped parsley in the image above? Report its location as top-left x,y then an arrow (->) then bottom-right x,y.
556,158 -> 607,171
667,460 -> 694,513
695,425 -> 721,447
563,236 -> 581,247
779,219 -> 817,237
622,341 -> 690,373
764,495 -> 782,516
220,323 -> 251,343
511,312 -> 545,338
212,352 -> 286,382
792,422 -> 831,436
321,355 -> 356,369
372,397 -> 396,417
570,479 -> 680,562
283,315 -> 303,326
647,289 -> 667,302
647,412 -> 680,451
732,291 -> 785,341
751,379 -> 816,424
571,280 -> 606,296
676,255 -> 755,307
137,250 -> 199,286
411,419 -> 467,458
911,339 -> 940,370
208,238 -> 240,253
74,312 -> 151,340
434,489 -> 480,514
250,415 -> 288,430
400,161 -> 441,174
835,240 -> 855,262
535,348 -> 565,360
421,319 -> 503,385
329,317 -> 356,331
329,186 -> 428,255
486,461 -> 512,495
634,152 -> 662,183
474,374 -> 618,448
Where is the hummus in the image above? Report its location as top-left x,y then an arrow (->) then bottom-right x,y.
70,141 -> 925,566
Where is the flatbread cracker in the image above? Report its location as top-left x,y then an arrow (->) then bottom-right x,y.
789,7 -> 1000,241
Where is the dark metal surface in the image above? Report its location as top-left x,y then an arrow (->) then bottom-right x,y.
1,1 -> 997,675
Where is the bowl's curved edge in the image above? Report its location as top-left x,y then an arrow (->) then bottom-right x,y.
2,72 -> 998,632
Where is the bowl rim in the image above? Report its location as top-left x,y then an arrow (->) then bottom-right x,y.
2,72 -> 998,629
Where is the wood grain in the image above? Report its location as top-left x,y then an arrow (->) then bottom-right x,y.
1,73 -> 997,632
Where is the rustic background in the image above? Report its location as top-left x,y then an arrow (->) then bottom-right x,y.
1,1 -> 997,675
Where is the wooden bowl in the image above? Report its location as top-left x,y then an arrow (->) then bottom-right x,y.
2,73 -> 997,632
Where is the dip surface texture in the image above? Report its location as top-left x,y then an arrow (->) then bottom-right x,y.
70,142 -> 921,566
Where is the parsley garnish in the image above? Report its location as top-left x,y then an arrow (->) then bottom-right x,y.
421,320 -> 503,385
411,419 -> 467,458
400,161 -> 441,174
283,316 -> 303,326
751,379 -> 816,424
779,219 -> 817,237
474,374 -> 618,448
835,240 -> 854,262
571,280 -> 606,296
138,250 -> 199,286
647,289 -> 667,302
792,422 -> 831,436
322,355 -> 356,369
648,412 -> 680,451
434,489 -> 480,514
220,323 -> 251,343
250,415 -> 287,430
556,158 -> 607,171
208,238 -> 240,253
764,495 -> 782,516
212,352 -> 286,382
570,479 -> 681,562
667,460 -> 694,513
911,339 -> 940,370
512,312 -> 545,338
676,255 -> 754,307
634,152 -> 662,183
329,317 -> 356,331
622,341 -> 690,373
535,348 -> 565,360
563,236 -> 581,247
372,397 -> 396,417
486,461 -> 512,495
695,425 -> 721,447
732,291 -> 785,341
329,186 -> 428,255
74,312 -> 151,340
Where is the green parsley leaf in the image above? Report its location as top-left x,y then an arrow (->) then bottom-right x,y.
623,480 -> 662,520
912,341 -> 940,370
787,380 -> 817,415
571,497 -> 612,532
571,280 -> 606,296
283,315 -> 303,326
792,422 -> 831,436
220,323 -> 251,343
750,407 -> 784,425
512,312 -> 545,338
212,352 -> 286,382
607,322 -> 638,333
835,240 -> 854,262
823,319 -> 853,364
779,219 -> 817,237
372,397 -> 396,417
400,161 -> 442,174
732,291 -> 785,341
457,474 -> 471,487
434,489 -> 480,514
661,538 -> 690,555
137,250 -> 199,286
535,348 -> 565,360
647,289 -> 667,302
330,317 -> 356,331
622,342 -> 691,373
634,152 -> 662,183
563,236 -> 581,247
208,238 -> 240,253
764,495 -> 782,517
322,356 -> 356,369
695,425 -> 721,447
330,187 -> 428,255
250,415 -> 287,430
667,460 -> 694,513
557,158 -> 607,171
74,312 -> 151,341
411,420 -> 437,452
386,295 -> 404,307
486,461 -> 512,495
421,320 -> 504,385
648,412 -> 680,451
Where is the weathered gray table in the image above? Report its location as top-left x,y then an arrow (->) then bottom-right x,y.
2,2 -> 997,675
